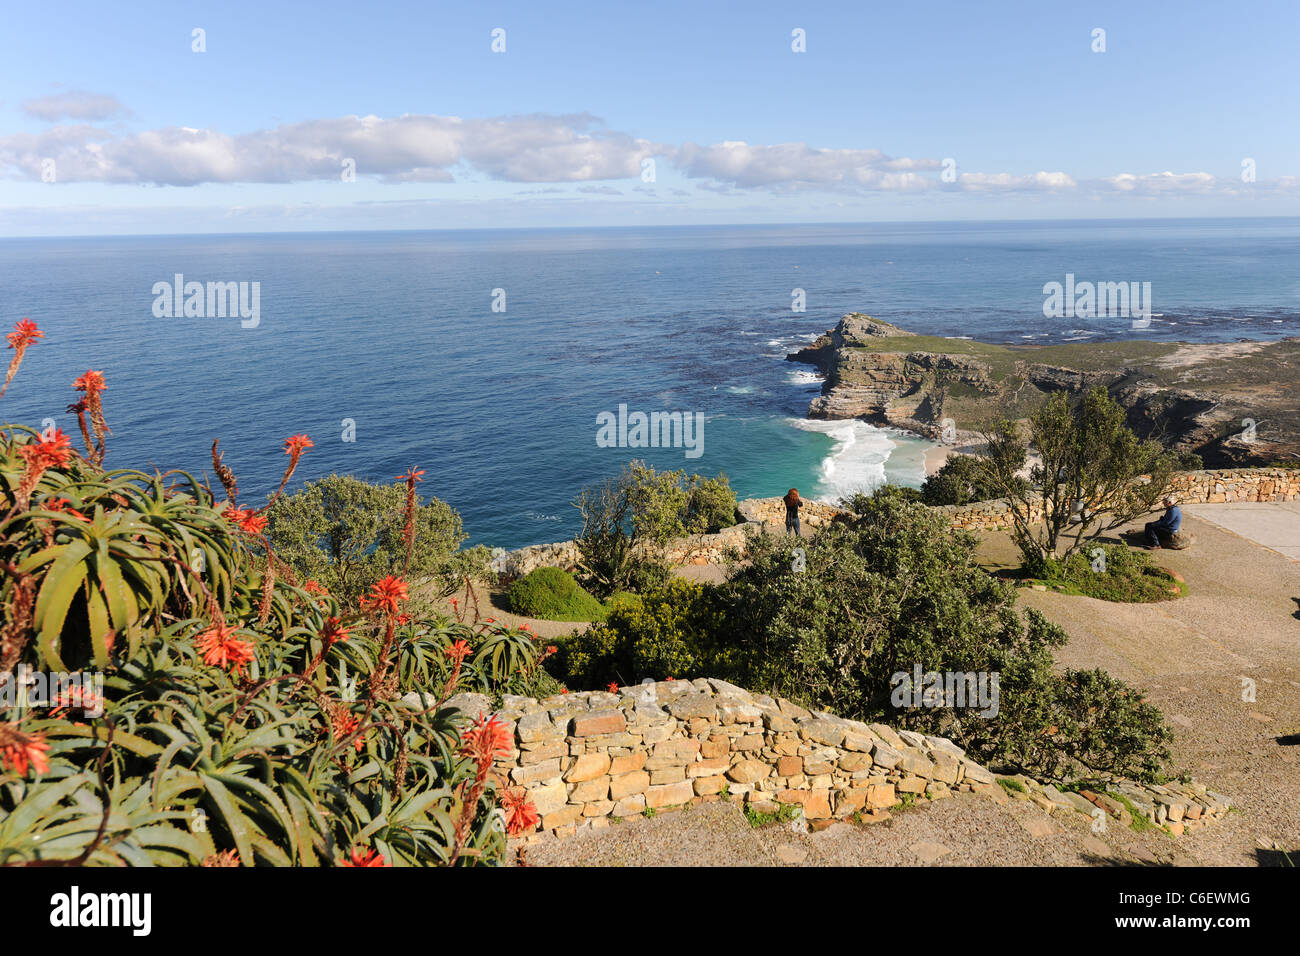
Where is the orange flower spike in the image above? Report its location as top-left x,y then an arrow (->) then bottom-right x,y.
444,639 -> 472,666
1,318 -> 44,400
18,426 -> 73,470
341,847 -> 389,867
6,318 -> 43,350
606,682 -> 619,693
360,575 -> 408,618
319,616 -> 351,645
500,787 -> 541,836
14,427 -> 75,509
193,621 -> 256,676
71,369 -> 107,397
237,511 -> 268,535
0,725 -> 51,777
459,713 -> 513,766
284,434 -> 313,456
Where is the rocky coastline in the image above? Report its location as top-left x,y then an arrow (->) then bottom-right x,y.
787,312 -> 1300,467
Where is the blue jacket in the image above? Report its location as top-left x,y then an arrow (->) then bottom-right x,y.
1153,505 -> 1182,532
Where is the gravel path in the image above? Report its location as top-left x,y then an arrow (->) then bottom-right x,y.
520,791 -> 1196,868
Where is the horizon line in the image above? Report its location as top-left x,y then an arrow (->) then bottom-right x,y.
4,213 -> 1300,243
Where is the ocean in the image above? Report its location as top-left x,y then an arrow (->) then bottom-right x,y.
3,218 -> 1299,549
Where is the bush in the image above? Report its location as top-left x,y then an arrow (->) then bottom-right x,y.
921,454 -> 1023,506
713,491 -> 1172,782
507,567 -> 606,621
571,462 -> 735,598
626,461 -> 740,541
264,474 -> 487,606
554,579 -> 730,689
1032,543 -> 1182,603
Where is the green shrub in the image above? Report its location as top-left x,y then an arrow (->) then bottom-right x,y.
572,461 -> 735,598
507,566 -> 606,621
921,454 -> 1023,506
264,473 -> 488,605
554,579 -> 730,689
1032,543 -> 1182,603
714,491 -> 1172,782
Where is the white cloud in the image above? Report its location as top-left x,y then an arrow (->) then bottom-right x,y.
675,140 -> 941,189
1101,171 -> 1217,193
0,112 -> 661,186
21,90 -> 130,122
957,171 -> 1077,191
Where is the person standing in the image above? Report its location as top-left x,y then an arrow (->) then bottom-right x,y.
783,488 -> 803,536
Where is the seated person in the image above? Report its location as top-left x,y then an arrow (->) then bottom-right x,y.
1144,496 -> 1183,548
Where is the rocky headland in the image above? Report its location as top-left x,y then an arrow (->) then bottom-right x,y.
787,313 -> 1300,467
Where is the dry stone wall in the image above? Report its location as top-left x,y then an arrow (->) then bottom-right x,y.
450,680 -> 1231,843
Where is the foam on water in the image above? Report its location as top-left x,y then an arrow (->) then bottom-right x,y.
785,369 -> 824,386
788,418 -> 898,501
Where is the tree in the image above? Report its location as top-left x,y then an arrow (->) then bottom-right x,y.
264,473 -> 485,603
980,386 -> 1178,572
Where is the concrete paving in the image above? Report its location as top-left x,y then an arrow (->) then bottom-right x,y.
1183,501 -> 1300,561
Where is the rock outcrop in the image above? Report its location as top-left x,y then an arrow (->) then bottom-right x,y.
789,313 -> 1300,466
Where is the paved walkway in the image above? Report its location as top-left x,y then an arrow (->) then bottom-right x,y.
1183,501 -> 1300,562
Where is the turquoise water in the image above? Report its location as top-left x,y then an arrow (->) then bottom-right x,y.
2,219 -> 1298,548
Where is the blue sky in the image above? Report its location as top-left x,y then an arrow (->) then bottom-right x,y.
1,0 -> 1297,234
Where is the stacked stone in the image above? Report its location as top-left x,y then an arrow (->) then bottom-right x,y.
988,773 -> 1231,837
1169,468 -> 1300,503
490,679 -> 999,841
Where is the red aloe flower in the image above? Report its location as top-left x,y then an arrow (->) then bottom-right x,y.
237,511 -> 267,535
0,724 -> 51,777
71,370 -> 109,462
360,575 -> 408,618
48,684 -> 103,719
341,846 -> 389,867
500,787 -> 541,836
460,713 -> 513,766
6,318 -> 42,350
1,318 -> 43,401
42,497 -> 89,521
444,639 -> 472,665
395,466 -> 425,574
320,616 -> 351,645
193,621 -> 256,676
304,579 -> 327,595
267,433 -> 313,505
606,682 -> 619,693
331,710 -> 364,752
14,426 -> 74,510
284,433 -> 314,457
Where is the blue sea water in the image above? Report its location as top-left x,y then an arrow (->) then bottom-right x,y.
2,218 -> 1299,549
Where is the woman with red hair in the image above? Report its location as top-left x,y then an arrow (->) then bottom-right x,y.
783,488 -> 803,536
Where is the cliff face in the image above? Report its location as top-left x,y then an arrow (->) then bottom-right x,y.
788,313 -> 1300,467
